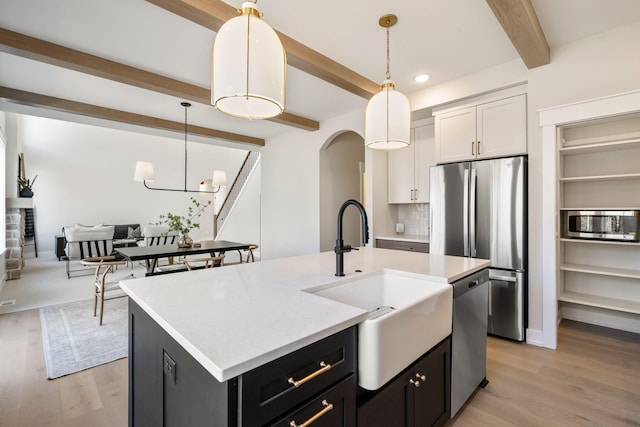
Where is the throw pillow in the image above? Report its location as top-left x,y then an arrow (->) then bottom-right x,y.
127,226 -> 142,239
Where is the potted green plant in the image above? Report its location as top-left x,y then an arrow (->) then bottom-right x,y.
157,197 -> 212,248
17,175 -> 37,198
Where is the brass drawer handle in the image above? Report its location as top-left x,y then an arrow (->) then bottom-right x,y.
288,361 -> 332,388
471,141 -> 475,155
289,400 -> 334,427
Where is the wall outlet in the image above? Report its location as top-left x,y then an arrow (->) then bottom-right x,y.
395,223 -> 405,234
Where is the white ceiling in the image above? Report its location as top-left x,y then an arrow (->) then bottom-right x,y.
1,0 -> 640,146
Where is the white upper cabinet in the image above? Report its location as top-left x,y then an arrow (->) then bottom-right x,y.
476,95 -> 527,159
434,106 -> 476,164
435,92 -> 527,164
388,119 -> 435,204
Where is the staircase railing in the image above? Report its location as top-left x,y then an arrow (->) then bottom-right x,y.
215,150 -> 260,237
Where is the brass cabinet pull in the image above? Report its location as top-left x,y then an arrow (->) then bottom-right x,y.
289,400 -> 334,427
415,373 -> 427,381
409,378 -> 421,388
288,361 -> 332,388
471,141 -> 475,155
477,140 -> 481,155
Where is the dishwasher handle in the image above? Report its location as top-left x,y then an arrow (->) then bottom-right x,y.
452,269 -> 489,298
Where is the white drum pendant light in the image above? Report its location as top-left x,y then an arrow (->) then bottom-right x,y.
212,1 -> 286,120
365,14 -> 411,150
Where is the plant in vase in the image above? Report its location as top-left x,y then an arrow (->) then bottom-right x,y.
157,197 -> 212,248
17,174 -> 37,198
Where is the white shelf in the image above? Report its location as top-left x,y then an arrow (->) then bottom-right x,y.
559,238 -> 640,247
560,136 -> 640,155
558,291 -> 640,315
560,172 -> 640,183
560,263 -> 640,279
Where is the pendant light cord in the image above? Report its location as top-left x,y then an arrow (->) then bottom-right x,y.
184,103 -> 188,192
385,25 -> 391,80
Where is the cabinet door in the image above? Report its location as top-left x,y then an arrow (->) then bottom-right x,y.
435,106 -> 476,164
414,123 -> 435,203
476,95 -> 526,159
412,338 -> 450,427
388,130 -> 416,204
357,370 -> 412,427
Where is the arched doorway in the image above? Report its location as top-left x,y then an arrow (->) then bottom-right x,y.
319,131 -> 365,252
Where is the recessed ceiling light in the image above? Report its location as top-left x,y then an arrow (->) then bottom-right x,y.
413,74 -> 430,83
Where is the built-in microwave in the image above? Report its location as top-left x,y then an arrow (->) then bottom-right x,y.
564,210 -> 639,241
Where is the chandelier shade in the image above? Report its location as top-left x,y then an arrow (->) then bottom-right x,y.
134,161 -> 155,182
212,170 -> 227,187
212,2 -> 286,120
364,14 -> 411,150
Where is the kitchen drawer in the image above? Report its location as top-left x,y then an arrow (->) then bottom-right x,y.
268,374 -> 356,427
376,239 -> 429,253
241,327 -> 356,426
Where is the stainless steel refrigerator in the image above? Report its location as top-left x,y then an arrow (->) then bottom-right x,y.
430,156 -> 527,341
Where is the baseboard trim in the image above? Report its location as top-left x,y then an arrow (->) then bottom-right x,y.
525,328 -> 544,347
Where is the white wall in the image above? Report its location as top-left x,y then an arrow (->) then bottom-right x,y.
260,109 -> 365,260
15,115 -> 249,253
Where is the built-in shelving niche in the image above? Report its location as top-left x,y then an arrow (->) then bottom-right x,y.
557,112 -> 640,331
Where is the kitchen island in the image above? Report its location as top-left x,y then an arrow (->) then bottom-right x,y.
121,248 -> 489,426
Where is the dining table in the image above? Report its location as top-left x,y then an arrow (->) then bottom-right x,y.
115,239 -> 252,276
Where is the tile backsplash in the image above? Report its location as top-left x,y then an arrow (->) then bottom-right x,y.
397,204 -> 429,238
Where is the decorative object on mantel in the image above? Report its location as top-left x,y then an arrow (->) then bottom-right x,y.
134,102 -> 227,194
365,14 -> 411,150
156,197 -> 211,248
17,174 -> 37,198
211,1 -> 286,120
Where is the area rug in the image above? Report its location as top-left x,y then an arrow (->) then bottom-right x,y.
39,297 -> 128,379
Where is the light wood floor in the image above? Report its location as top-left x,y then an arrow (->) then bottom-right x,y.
451,321 -> 640,427
0,309 -> 638,427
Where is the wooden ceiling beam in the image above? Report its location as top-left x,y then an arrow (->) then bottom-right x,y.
0,27 -> 318,131
485,0 -> 550,69
0,86 -> 265,147
146,0 -> 380,98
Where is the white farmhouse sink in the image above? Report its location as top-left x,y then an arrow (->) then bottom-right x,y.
307,269 -> 452,390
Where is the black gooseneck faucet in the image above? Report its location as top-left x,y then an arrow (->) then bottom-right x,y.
334,199 -> 369,276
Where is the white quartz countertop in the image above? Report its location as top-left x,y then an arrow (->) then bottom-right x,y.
375,234 -> 430,243
120,248 -> 489,382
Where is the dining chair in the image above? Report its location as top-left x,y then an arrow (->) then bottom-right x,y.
233,244 -> 259,265
183,254 -> 225,271
80,255 -> 133,326
63,224 -> 116,278
140,224 -> 180,269
243,244 -> 259,262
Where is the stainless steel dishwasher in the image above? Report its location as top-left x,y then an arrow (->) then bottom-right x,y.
451,268 -> 489,417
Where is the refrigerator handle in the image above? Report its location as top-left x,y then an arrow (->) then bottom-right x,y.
470,168 -> 477,257
463,168 -> 470,257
